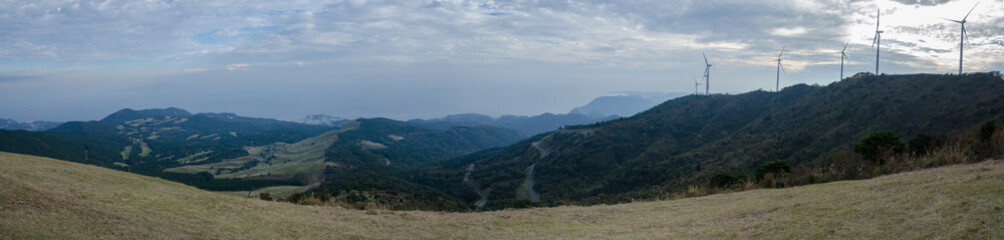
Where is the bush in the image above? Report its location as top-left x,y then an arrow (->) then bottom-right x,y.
709,171 -> 740,188
287,192 -> 330,205
908,134 -> 935,156
259,192 -> 272,201
757,160 -> 792,179
854,131 -> 905,164
980,120 -> 996,142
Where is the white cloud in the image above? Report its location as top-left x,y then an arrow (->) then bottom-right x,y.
772,27 -> 809,37
3,0 -> 1004,121
226,64 -> 249,71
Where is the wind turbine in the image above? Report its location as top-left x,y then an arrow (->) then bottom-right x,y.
871,9 -> 883,74
840,42 -> 850,80
775,46 -> 785,92
703,53 -> 711,95
944,2 -> 980,75
692,74 -> 703,95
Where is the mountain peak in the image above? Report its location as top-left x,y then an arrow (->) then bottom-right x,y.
101,107 -> 192,123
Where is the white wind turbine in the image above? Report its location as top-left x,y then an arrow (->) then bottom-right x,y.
872,9 -> 883,74
775,46 -> 785,92
944,2 -> 980,75
692,74 -> 703,95
703,53 -> 711,95
840,42 -> 850,80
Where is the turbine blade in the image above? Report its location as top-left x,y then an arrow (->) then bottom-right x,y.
943,17 -> 963,23
780,62 -> 786,73
842,42 -> 849,52
876,9 -> 881,31
871,35 -> 877,49
778,46 -> 785,58
703,52 -> 709,65
963,2 -> 980,20
963,25 -> 969,44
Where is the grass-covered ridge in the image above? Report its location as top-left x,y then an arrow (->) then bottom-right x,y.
2,151 -> 1001,239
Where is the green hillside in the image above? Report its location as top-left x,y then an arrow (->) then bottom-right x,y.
0,109 -> 524,202
2,151 -> 1001,239
423,73 -> 1004,207
0,109 -> 525,210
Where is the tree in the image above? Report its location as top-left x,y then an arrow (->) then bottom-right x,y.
756,160 -> 792,179
710,171 -> 740,188
854,131 -> 905,164
980,120 -> 997,142
907,134 -> 935,156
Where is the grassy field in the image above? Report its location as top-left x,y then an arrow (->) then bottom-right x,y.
2,151 -> 1002,239
219,183 -> 322,200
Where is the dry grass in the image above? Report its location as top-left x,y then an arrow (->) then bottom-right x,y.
2,151 -> 1003,239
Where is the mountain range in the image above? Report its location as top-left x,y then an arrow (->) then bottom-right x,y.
298,92 -> 688,136
2,73 -> 1002,211
0,107 -> 525,210
0,118 -> 62,131
415,72 -> 1004,208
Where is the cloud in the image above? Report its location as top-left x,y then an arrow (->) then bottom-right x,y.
182,68 -> 209,73
1,0 -> 1000,72
225,64 -> 249,71
2,0 -> 1004,122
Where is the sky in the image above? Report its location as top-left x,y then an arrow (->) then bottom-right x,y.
2,0 -> 1003,122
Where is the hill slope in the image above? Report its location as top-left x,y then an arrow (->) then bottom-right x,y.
2,151 -> 1002,239
424,73 -> 1004,207
0,108 -> 524,203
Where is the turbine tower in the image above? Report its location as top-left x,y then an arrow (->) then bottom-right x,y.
871,9 -> 883,74
703,53 -> 711,95
775,46 -> 785,92
840,42 -> 849,80
945,2 -> 980,75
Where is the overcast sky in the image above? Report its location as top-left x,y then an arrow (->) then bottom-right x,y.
2,0 -> 1003,122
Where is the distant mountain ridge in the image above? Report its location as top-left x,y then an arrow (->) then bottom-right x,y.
298,114 -> 352,127
569,92 -> 688,118
409,113 -> 616,136
0,118 -> 62,131
100,107 -> 192,123
296,92 -> 685,136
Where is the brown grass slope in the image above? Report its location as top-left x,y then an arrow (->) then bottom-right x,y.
2,151 -> 1002,239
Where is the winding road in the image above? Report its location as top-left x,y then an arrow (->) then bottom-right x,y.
464,163 -> 488,207
526,141 -> 549,202
531,142 -> 550,157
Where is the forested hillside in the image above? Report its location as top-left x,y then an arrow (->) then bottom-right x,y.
419,73 -> 1004,208
0,109 -> 524,209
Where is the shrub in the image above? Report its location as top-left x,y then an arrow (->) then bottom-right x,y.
757,160 -> 792,179
259,192 -> 272,201
709,171 -> 740,188
980,120 -> 996,142
287,192 -> 330,205
854,131 -> 905,164
908,134 -> 935,156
